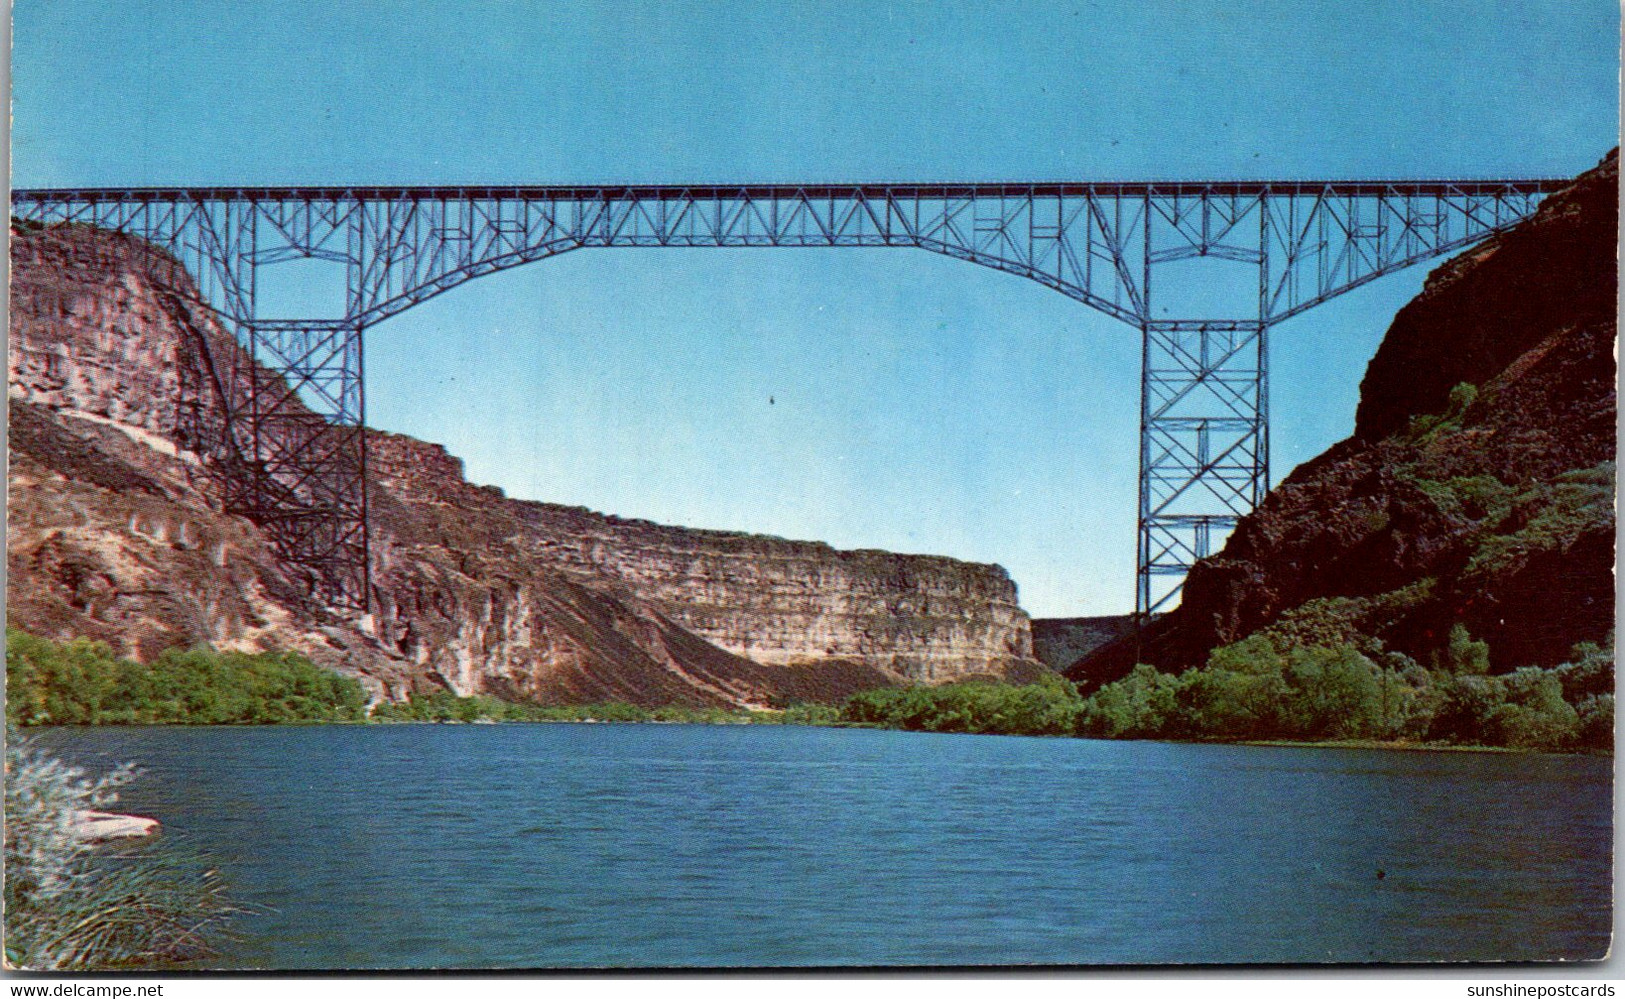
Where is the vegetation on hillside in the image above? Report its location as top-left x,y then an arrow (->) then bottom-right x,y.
1456,462 -> 1616,582
5,631 -> 843,728
1232,452 -> 1617,664
4,732 -> 241,969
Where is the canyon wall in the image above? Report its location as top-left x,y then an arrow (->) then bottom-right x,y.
7,220 -> 1042,706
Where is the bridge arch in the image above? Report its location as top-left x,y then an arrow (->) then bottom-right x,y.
360,245 -> 1143,617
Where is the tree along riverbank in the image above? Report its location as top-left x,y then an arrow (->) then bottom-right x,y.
7,628 -> 1611,754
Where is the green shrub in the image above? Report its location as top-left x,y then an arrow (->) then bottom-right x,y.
1435,623 -> 1491,676
650,704 -> 740,724
1371,653 -> 1439,741
1076,664 -> 1181,739
840,675 -> 1084,737
1258,581 -> 1434,654
7,630 -> 368,726
1553,637 -> 1616,702
775,702 -> 845,726
368,694 -> 848,726
1416,627 -> 1614,750
851,624 -> 1609,752
1072,625 -> 1601,749
1410,474 -> 1516,524
1554,636 -> 1615,752
1403,381 -> 1479,443
1573,694 -> 1614,752
1279,644 -> 1386,739
1173,666 -> 1289,740
1485,669 -> 1580,749
369,694 -> 665,723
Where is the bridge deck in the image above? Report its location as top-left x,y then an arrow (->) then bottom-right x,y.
11,178 -> 1571,202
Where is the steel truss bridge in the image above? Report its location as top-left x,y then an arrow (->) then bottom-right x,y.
11,177 -> 1566,614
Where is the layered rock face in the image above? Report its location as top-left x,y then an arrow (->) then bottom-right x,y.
365,430 -> 1037,682
8,221 -> 1041,706
1069,151 -> 1618,688
513,508 -> 1034,680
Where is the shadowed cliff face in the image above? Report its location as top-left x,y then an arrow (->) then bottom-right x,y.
1068,151 -> 1618,689
8,222 -> 1043,706
1353,159 -> 1619,444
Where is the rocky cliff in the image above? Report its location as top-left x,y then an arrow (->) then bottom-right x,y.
1030,615 -> 1136,671
8,221 -> 1042,707
1069,151 -> 1618,688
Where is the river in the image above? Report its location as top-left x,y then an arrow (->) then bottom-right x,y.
34,724 -> 1612,968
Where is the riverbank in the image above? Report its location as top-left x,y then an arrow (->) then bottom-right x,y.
391,717 -> 1608,755
1237,738 -> 1592,756
9,628 -> 1611,755
20,709 -> 1607,758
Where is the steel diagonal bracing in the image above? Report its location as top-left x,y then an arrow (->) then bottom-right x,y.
239,317 -> 368,608
9,177 -> 1566,614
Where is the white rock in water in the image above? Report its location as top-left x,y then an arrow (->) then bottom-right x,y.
71,810 -> 161,841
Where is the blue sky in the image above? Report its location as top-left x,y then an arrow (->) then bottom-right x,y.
11,1 -> 1618,617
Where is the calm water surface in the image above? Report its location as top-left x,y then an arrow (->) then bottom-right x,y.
36,724 -> 1612,968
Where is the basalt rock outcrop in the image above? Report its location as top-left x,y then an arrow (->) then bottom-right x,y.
8,221 -> 1042,707
1030,615 -> 1136,671
1068,151 -> 1618,689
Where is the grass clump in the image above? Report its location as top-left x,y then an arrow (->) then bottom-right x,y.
4,732 -> 240,969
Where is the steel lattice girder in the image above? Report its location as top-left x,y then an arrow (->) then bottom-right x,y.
228,319 -> 368,610
9,177 -> 1567,614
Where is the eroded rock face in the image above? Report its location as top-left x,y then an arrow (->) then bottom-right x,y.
8,400 -> 352,670
10,226 -> 201,440
514,507 -> 1033,682
1067,151 -> 1618,688
7,221 -> 1042,705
